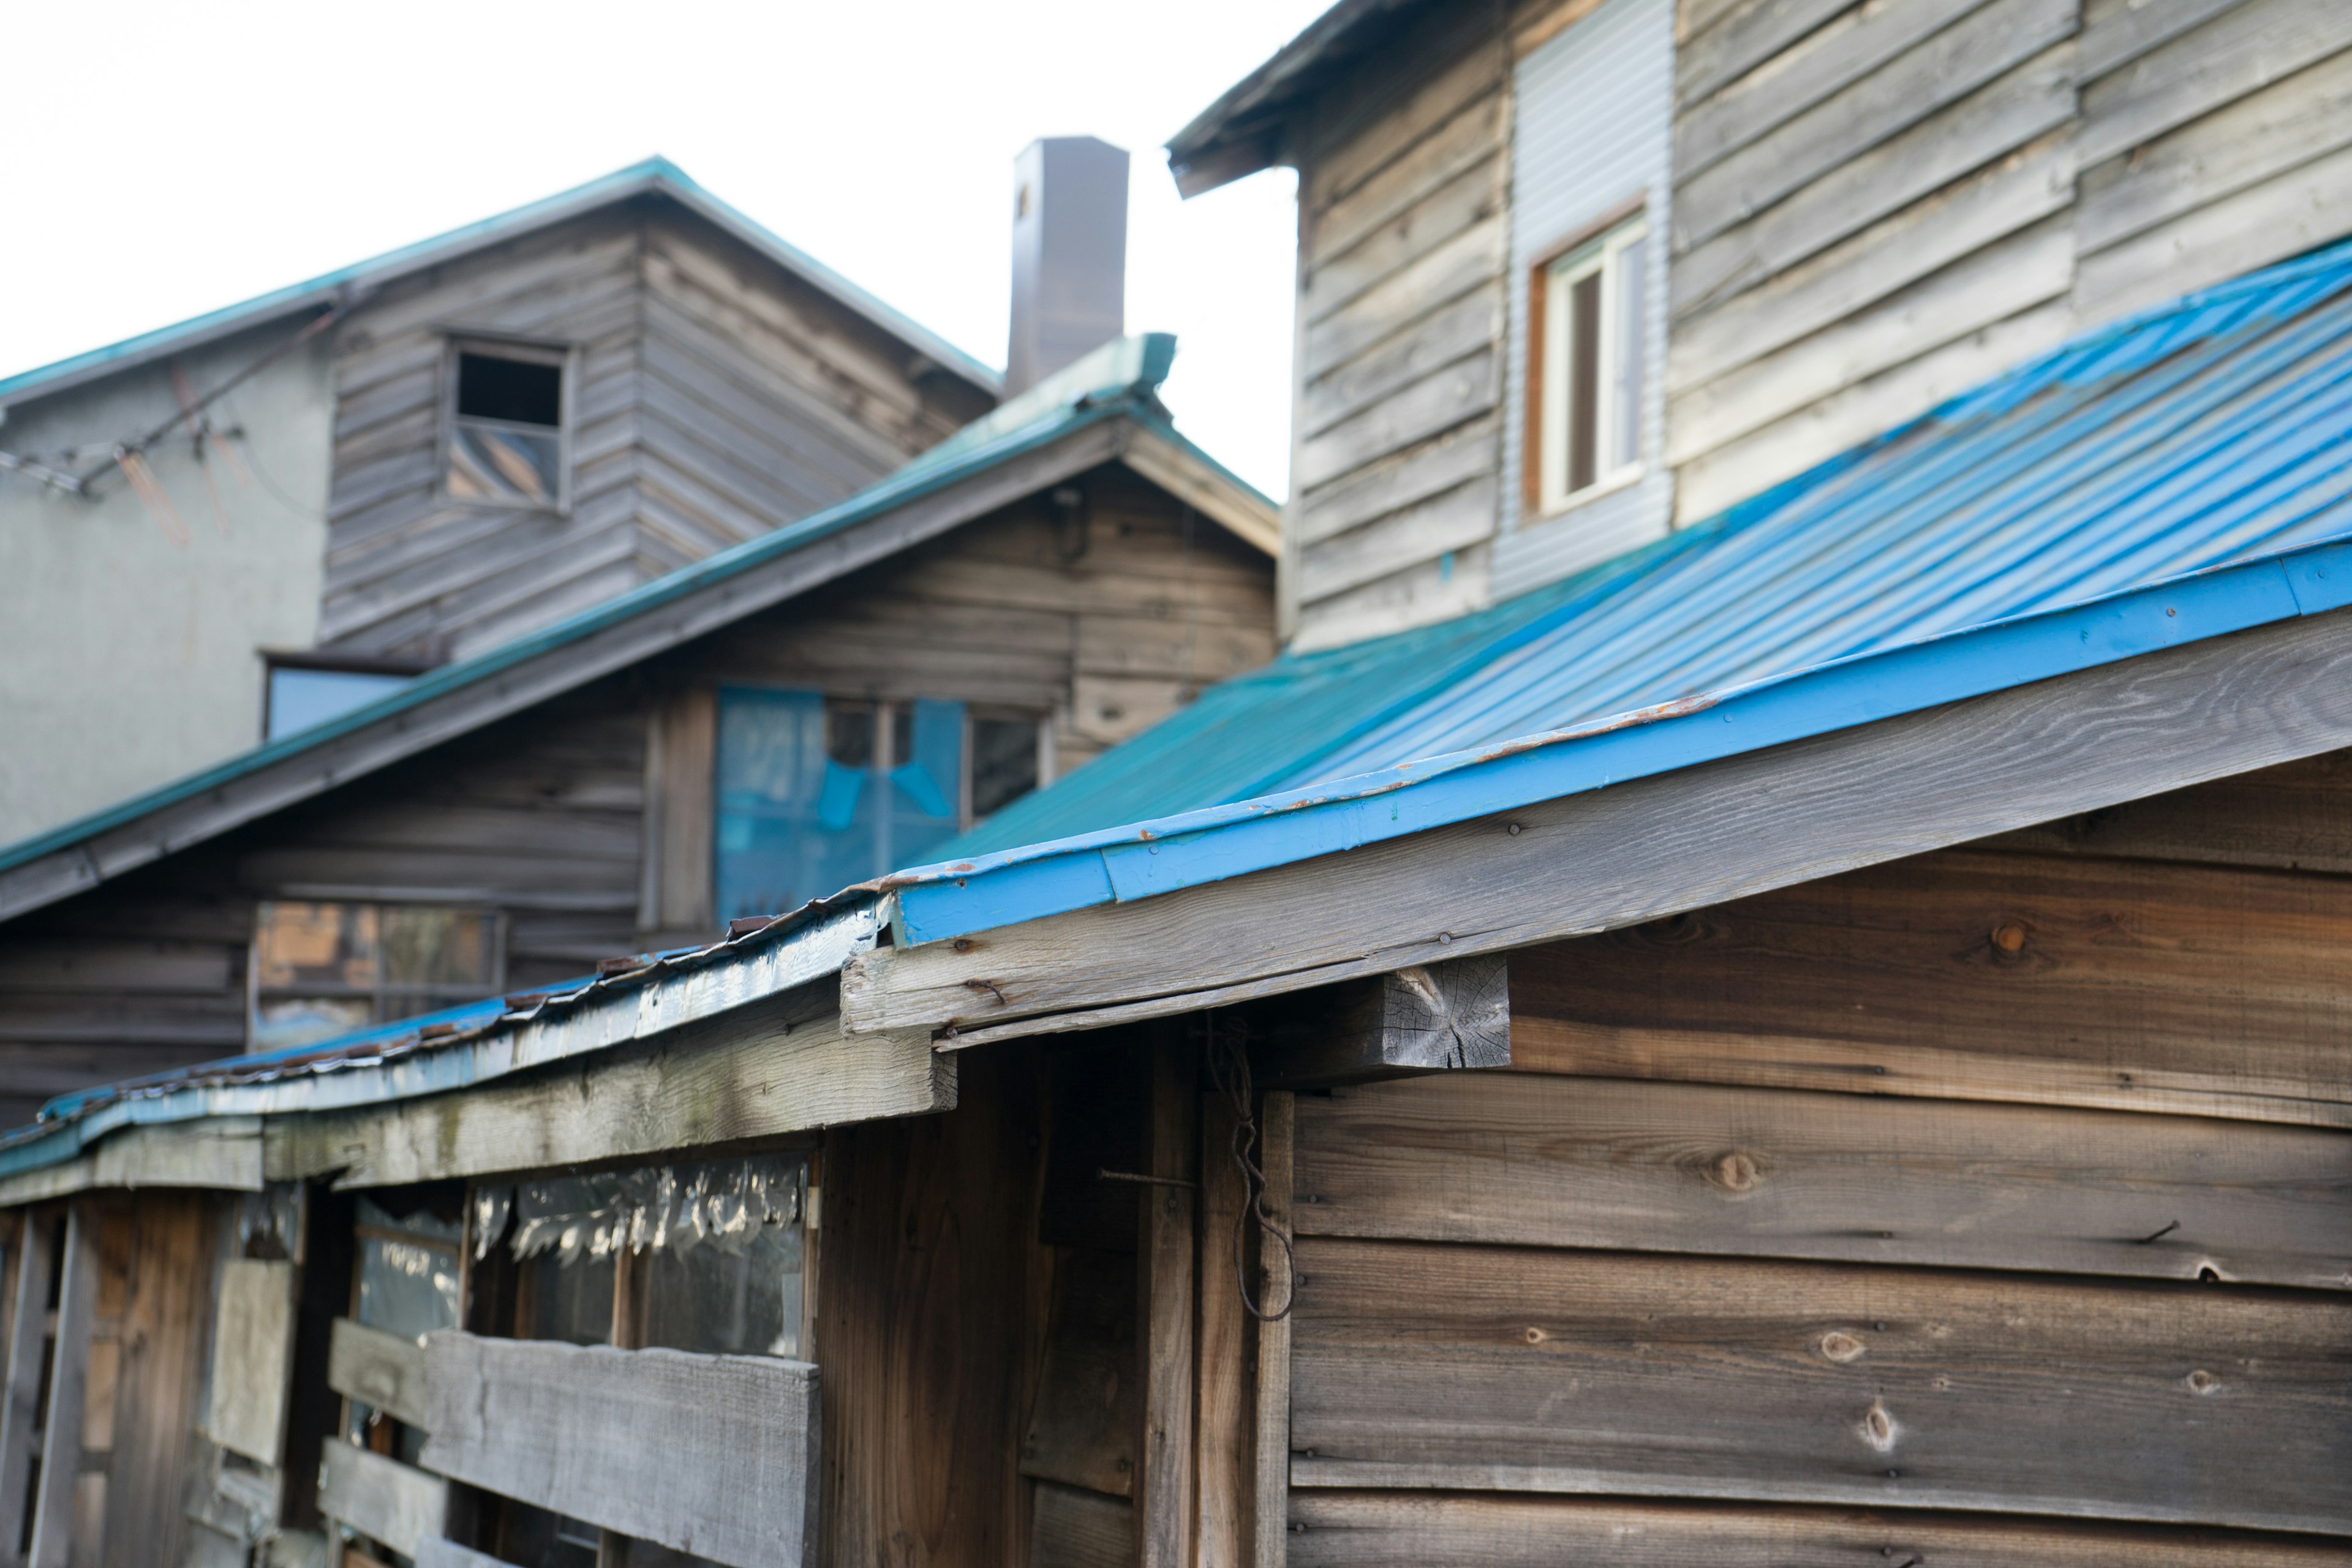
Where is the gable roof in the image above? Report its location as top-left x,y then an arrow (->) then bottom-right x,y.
0,333 -> 1276,922
948,236 -> 2352,864
0,156 -> 998,410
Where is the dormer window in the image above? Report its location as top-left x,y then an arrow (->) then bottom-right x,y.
1534,214 -> 1648,513
445,341 -> 570,508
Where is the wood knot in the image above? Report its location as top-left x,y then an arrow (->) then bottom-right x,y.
1706,1150 -> 1762,1193
1990,921 -> 2027,955
1860,1400 -> 1898,1452
1523,1326 -> 1548,1344
1819,1331 -> 1865,1363
2185,1369 -> 2222,1395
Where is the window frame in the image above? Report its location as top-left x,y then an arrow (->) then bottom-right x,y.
439,334 -> 577,514
246,899 -> 508,1051
1525,198 -> 1651,519
259,649 -> 434,743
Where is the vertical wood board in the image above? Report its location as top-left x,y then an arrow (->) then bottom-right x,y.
206,1259 -> 294,1466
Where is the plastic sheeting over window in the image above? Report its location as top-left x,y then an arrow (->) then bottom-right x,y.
714,688 -> 965,921
474,1154 -> 807,1359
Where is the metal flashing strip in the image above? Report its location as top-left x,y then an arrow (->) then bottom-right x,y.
877,534 -> 2352,949
0,897 -> 881,1186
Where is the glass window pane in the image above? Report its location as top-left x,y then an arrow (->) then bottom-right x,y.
1568,270 -> 1602,493
971,718 -> 1041,818
448,421 -> 561,505
355,1199 -> 462,1341
886,698 -> 965,869
716,688 -> 877,920
254,902 -> 378,992
379,907 -> 498,993
252,996 -> 371,1052
266,668 -> 410,741
639,1221 -> 804,1359
1613,233 -> 1647,473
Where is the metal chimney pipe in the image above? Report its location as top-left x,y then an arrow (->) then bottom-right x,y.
1007,137 -> 1130,395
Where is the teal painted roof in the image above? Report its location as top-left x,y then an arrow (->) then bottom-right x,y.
951,238 -> 2352,858
0,157 -> 998,407
0,334 -> 1257,886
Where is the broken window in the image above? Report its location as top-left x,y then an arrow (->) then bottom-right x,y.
713,690 -> 1044,922
249,901 -> 503,1051
445,342 -> 568,508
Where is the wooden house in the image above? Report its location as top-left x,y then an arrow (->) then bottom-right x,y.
9,6 -> 2352,1568
0,159 -> 1008,850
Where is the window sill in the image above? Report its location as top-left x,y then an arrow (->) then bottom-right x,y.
1529,464 -> 1645,526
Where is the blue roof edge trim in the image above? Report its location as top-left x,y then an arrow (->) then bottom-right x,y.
0,156 -> 998,407
880,533 -> 2352,946
0,333 -> 1219,883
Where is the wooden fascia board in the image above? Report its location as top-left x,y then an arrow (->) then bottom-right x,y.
0,417 -> 1129,924
1119,427 -> 1283,556
844,606 -> 2352,1043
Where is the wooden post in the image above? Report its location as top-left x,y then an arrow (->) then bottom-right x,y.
1251,1093 -> 1294,1568
1135,1036 -> 1196,1568
0,1205 -> 60,1568
1196,1091 -> 1250,1568
28,1202 -> 97,1568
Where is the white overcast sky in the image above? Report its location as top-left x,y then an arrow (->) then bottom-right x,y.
0,1 -> 1329,498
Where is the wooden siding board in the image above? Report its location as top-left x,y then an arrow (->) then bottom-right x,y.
1030,1483 -> 1135,1568
2079,48 -> 2352,255
2076,0 -> 2352,171
1311,100 -> 1507,273
1676,0 -> 1853,109
1020,1250 -> 1139,1498
1305,34 -> 1506,219
1669,128 -> 2075,394
1294,1072 -> 2352,1287
1287,1492 -> 2352,1567
1301,215 -> 1507,383
1293,418 -> 1498,547
1674,41 -> 2077,320
317,1444 -> 445,1559
1295,476 -> 1499,605
325,1320 -> 428,1429
1300,282 -> 1501,441
1287,1237 -> 2352,1530
1304,156 -> 1505,328
1295,349 -> 1499,492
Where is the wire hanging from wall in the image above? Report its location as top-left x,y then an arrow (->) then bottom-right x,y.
1206,1012 -> 1293,1321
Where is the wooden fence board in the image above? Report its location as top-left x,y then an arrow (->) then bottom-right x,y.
318,1444 -> 445,1559
326,1319 -> 428,1430
1287,1237 -> 2352,1532
419,1332 -> 819,1568
1294,1073 -> 2352,1287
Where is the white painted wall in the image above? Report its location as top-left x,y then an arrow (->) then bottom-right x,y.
1494,0 -> 1677,601
0,320 -> 335,844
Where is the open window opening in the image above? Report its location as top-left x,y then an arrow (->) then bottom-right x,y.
1533,213 -> 1648,515
445,341 -> 569,509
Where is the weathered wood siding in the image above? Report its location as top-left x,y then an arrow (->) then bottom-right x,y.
1286,7 -> 1514,650
1274,778 -> 2352,1556
0,469 -> 1272,1127
1665,0 -> 2352,522
1282,0 -> 2352,644
320,197 -> 990,663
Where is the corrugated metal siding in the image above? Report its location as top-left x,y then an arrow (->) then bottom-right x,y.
956,238 -> 2352,856
1493,0 -> 1677,600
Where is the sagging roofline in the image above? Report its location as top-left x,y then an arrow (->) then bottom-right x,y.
0,333 -> 1275,924
0,156 -> 999,412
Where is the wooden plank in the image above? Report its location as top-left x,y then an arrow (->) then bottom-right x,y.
1134,1039 -> 1196,1568
414,1538 -> 513,1568
1299,283 -> 1500,443
1300,216 -> 1506,383
1287,1236 -> 2352,1531
318,1444 -> 446,1559
2077,0 -> 2352,170
1115,435 -> 1282,559
1304,156 -> 1503,328
1030,1482 -> 1135,1568
206,1259 -> 293,1465
2079,46 -> 2352,255
420,1333 -> 820,1568
2074,139 -> 2352,323
1294,349 -> 1498,492
1676,0 -> 1850,109
843,609 -> 2352,1054
640,685 -> 717,935
1292,417 -> 1496,545
1676,0 -> 1982,181
1673,40 -> 2076,319
26,1204 -> 96,1568
264,989 -> 952,1186
1668,129 -> 2073,393
1306,37 -> 1502,219
326,1319 -> 428,1429
1310,96 -> 1504,270
1294,475 -> 1498,608
1196,1095 -> 1250,1568
0,1207 -> 58,1568
1983,747 -> 2352,872
1251,1095 -> 1293,1568
1246,955 -> 1510,1086
102,1194 -> 214,1568
1021,1250 -> 1139,1497
1287,1491 -> 2352,1567
0,1118 -> 268,1211
2079,0 -> 2245,80
1293,1072 -> 2352,1286
1510,843 -> 2352,1126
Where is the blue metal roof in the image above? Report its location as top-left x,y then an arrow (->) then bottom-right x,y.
0,157 -> 998,408
949,237 -> 2352,862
